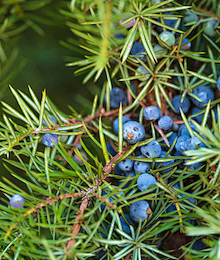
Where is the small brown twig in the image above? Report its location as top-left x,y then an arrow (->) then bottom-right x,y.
66,197 -> 89,251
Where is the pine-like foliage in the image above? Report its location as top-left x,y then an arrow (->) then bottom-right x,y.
0,0 -> 220,259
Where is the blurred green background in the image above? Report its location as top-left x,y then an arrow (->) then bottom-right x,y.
0,12 -> 100,182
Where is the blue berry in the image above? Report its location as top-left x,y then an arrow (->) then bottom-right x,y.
42,134 -> 58,147
143,106 -> 162,121
123,121 -> 145,144
140,140 -> 162,158
217,76 -> 220,91
178,122 -> 196,136
106,141 -> 117,156
175,135 -> 190,154
119,214 -> 134,234
137,173 -> 156,191
118,158 -> 134,171
156,12 -> 180,32
191,107 -> 208,124
130,200 -> 151,223
121,170 -> 136,189
181,38 -> 191,50
100,224 -> 110,239
9,194 -> 24,209
109,88 -> 127,108
174,151 -> 185,169
43,115 -> 57,126
125,170 -> 136,178
113,116 -> 131,135
203,20 -> 217,37
162,132 -> 178,149
101,186 -> 124,211
134,155 -> 151,174
172,95 -> 190,114
135,66 -> 150,81
185,161 -> 204,171
159,31 -> 175,47
158,115 -> 173,131
168,132 -> 178,145
192,86 -> 214,108
186,136 -> 206,150
153,44 -> 168,59
192,238 -> 207,251
130,42 -> 146,62
183,11 -> 198,24
114,164 -> 124,175
156,151 -> 175,172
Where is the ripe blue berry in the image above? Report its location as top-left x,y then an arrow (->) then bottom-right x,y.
130,200 -> 151,223
167,183 -> 195,213
118,158 -> 134,171
106,141 -> 117,156
153,44 -> 168,59
175,135 -> 190,154
123,121 -> 145,144
134,155 -> 151,174
162,132 -> 178,149
125,170 -> 136,178
186,136 -> 206,150
159,31 -> 175,47
42,134 -> 58,147
143,106 -> 162,121
9,194 -> 24,209
158,115 -> 173,131
172,95 -> 190,114
137,173 -> 156,191
192,86 -> 214,108
156,12 -> 179,32
156,151 -> 175,172
178,122 -> 196,136
113,116 -> 131,135
43,115 -> 57,126
181,38 -> 191,50
135,66 -> 150,81
140,140 -> 162,158
217,76 -> 220,91
109,88 -> 127,108
185,161 -> 204,171
119,214 -> 134,234
191,107 -> 208,124
130,42 -> 146,62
